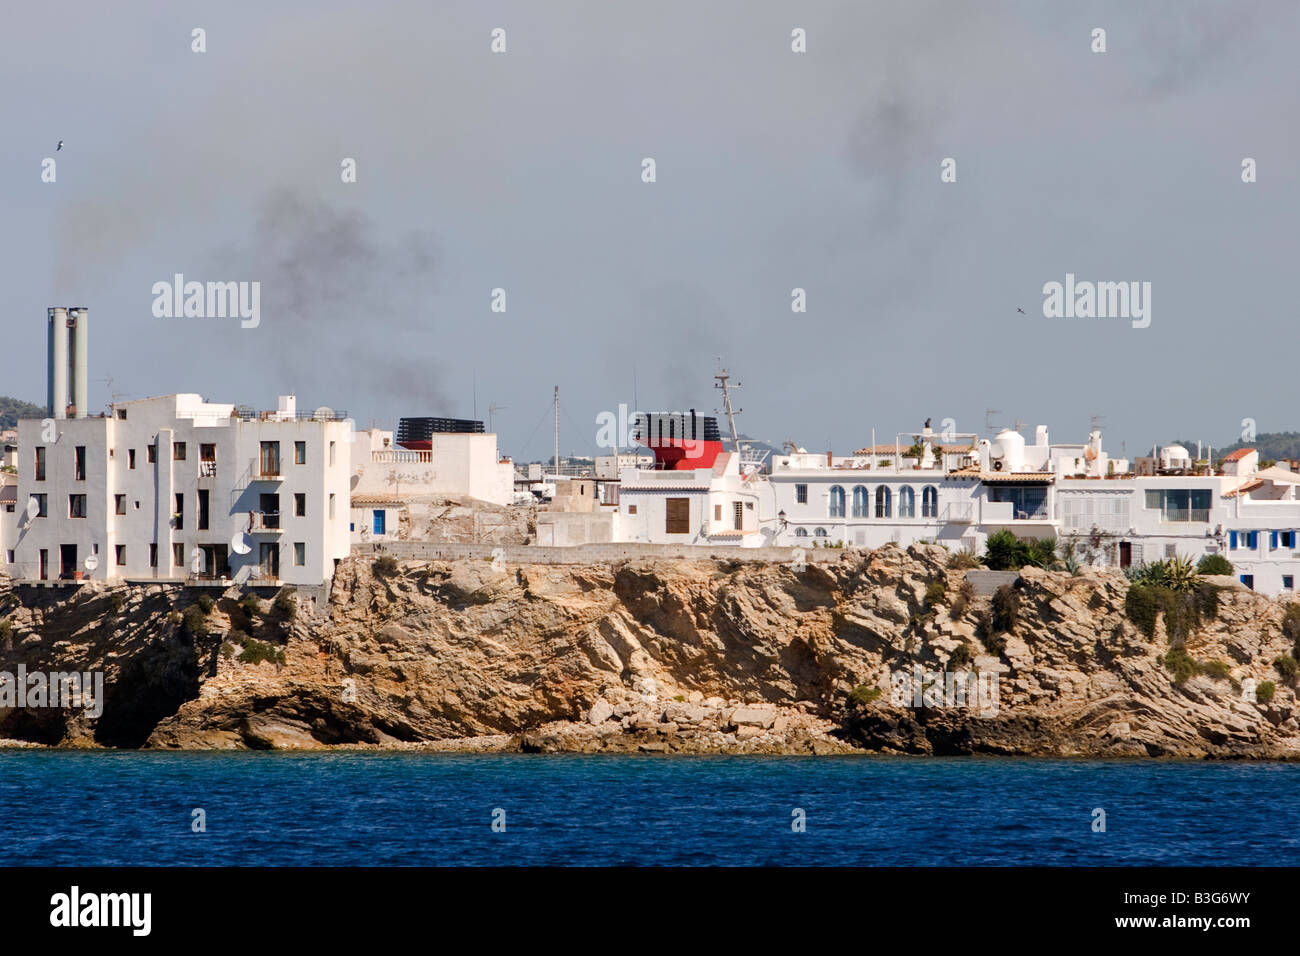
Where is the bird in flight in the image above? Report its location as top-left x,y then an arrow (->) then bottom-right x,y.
56,140 -> 63,151
1016,307 -> 1025,314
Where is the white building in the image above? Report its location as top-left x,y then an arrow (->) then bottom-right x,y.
613,415 -> 1300,597
11,393 -> 351,587
349,427 -> 514,507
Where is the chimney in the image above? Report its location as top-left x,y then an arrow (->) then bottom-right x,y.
827,450 -> 833,467
47,307 -> 68,419
70,308 -> 89,418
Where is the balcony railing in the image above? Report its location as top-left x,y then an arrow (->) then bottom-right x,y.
198,460 -> 218,478
371,450 -> 432,464
940,502 -> 974,522
247,511 -> 282,532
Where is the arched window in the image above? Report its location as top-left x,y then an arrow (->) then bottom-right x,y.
922,486 -> 938,518
875,486 -> 891,518
795,527 -> 808,537
898,486 -> 915,518
828,485 -> 846,518
814,527 -> 828,537
852,486 -> 869,518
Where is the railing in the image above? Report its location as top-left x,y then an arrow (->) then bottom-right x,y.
247,511 -> 281,531
371,450 -> 432,463
235,407 -> 349,422
198,460 -> 218,478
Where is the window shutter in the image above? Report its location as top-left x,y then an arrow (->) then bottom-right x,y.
1229,531 -> 1238,549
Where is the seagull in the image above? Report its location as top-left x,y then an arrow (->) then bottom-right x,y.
1016,307 -> 1025,314
57,140 -> 63,151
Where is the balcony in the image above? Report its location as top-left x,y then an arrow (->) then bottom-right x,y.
247,511 -> 282,533
198,460 -> 218,479
371,450 -> 432,464
940,502 -> 974,523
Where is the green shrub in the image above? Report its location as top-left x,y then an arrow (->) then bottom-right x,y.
1126,582 -> 1215,642
1161,647 -> 1201,684
237,638 -> 285,666
239,593 -> 262,619
1196,554 -> 1233,576
373,555 -> 399,577
1124,584 -> 1160,638
180,604 -> 210,639
107,592 -> 127,614
1275,655 -> 1299,686
1026,537 -> 1058,570
1256,680 -> 1276,704
1202,659 -> 1232,681
196,594 -> 215,614
923,580 -> 946,607
273,588 -> 298,619
948,642 -> 975,669
983,530 -> 1030,571
226,628 -> 250,645
991,584 -> 1019,633
220,642 -> 236,660
1282,604 -> 1300,649
947,551 -> 980,570
0,619 -> 11,643
849,685 -> 882,705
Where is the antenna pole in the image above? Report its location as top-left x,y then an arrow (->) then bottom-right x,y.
715,370 -> 742,453
553,386 -> 560,475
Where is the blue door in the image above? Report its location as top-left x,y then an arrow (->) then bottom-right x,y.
373,510 -> 386,535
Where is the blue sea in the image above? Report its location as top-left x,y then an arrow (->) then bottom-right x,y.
2,751 -> 1297,866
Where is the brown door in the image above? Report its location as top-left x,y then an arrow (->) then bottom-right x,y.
1119,541 -> 1132,568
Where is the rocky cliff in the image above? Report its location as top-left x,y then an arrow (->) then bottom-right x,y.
1,544 -> 1297,757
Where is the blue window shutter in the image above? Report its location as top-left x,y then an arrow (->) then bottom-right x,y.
1230,531 -> 1238,549
1249,531 -> 1258,549
1272,531 -> 1279,550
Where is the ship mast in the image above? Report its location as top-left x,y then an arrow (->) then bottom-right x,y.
714,369 -> 742,453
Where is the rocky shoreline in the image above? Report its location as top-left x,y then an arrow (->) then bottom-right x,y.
2,544 -> 1298,758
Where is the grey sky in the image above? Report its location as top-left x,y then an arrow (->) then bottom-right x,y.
2,0 -> 1297,461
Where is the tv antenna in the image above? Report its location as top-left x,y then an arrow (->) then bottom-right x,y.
488,402 -> 507,434
714,367 -> 743,452
984,408 -> 1001,434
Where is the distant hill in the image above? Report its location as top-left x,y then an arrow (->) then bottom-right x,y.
1166,432 -> 1300,464
0,396 -> 43,430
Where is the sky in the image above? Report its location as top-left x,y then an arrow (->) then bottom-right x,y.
2,0 -> 1297,462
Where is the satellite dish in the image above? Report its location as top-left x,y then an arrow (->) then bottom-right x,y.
190,547 -> 202,573
313,406 -> 333,419
25,497 -> 39,520
230,532 -> 252,555
84,555 -> 98,571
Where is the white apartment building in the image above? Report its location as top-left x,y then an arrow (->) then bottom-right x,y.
11,393 -> 351,587
614,416 -> 1300,597
349,427 -> 514,507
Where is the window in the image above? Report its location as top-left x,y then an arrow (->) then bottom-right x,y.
1281,531 -> 1296,549
852,486 -> 869,518
116,408 -> 127,420
795,484 -> 808,504
1229,531 -> 1258,551
922,486 -> 938,518
150,543 -> 158,568
665,497 -> 690,534
69,494 -> 86,518
628,505 -> 637,515
875,486 -> 892,518
174,493 -> 184,530
1284,575 -> 1295,591
200,443 -> 216,462
714,504 -> 722,522
795,527 -> 808,537
31,493 -> 47,517
294,542 -> 306,566
260,441 -> 280,476
733,500 -> 744,531
173,442 -> 186,461
294,493 -> 306,517
128,449 -> 136,469
373,510 -> 386,535
147,444 -> 156,464
828,485 -> 845,518
898,486 -> 915,518
295,441 -> 306,465
329,441 -> 336,467
815,527 -> 828,537
1144,488 -> 1211,523
74,446 -> 86,481
173,543 -> 184,567
114,494 -> 126,515
34,446 -> 45,481
329,493 -> 336,519
115,545 -> 126,566
988,484 -> 1048,519
1240,574 -> 1254,590
198,489 -> 209,530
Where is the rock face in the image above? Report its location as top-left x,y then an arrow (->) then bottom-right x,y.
0,544 -> 1298,757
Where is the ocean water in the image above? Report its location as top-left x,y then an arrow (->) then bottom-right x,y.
1,750 -> 1297,866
